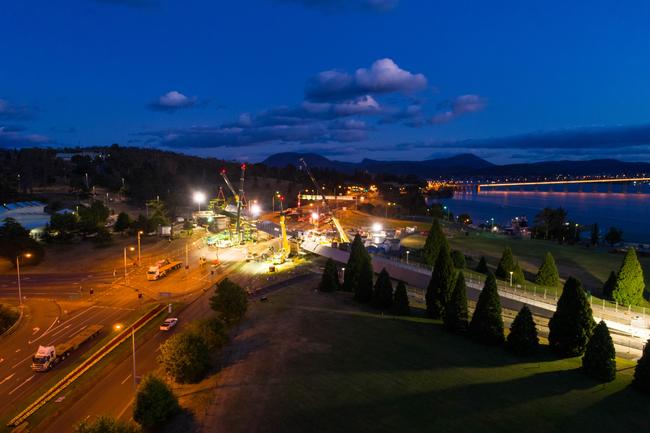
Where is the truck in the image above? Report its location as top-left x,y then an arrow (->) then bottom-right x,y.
147,258 -> 183,281
31,324 -> 104,372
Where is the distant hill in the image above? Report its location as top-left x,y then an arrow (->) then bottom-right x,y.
262,152 -> 650,179
262,152 -> 495,178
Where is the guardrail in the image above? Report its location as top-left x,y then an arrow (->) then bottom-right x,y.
7,303 -> 167,428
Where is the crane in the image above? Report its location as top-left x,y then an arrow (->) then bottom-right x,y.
298,158 -> 350,244
272,194 -> 291,265
220,164 -> 247,243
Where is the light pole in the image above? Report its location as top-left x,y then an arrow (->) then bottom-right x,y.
124,246 -> 135,282
406,250 -> 410,264
193,191 -> 206,213
114,324 -> 136,391
509,271 -> 513,287
272,191 -> 280,214
16,253 -> 32,308
137,231 -> 143,266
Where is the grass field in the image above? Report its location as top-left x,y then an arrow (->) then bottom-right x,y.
200,278 -> 648,433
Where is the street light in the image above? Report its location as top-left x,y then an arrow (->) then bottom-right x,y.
137,231 -> 143,266
509,270 -> 513,287
406,250 -> 410,264
16,252 -> 32,308
193,191 -> 206,212
124,246 -> 135,282
114,323 -> 136,391
251,203 -> 261,217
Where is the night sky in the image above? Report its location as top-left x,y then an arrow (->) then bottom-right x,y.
3,0 -> 650,163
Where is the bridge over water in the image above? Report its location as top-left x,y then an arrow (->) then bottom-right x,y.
473,177 -> 650,192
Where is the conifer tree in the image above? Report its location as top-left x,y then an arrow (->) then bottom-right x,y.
393,281 -> 410,316
451,250 -> 466,269
354,254 -> 374,303
425,241 -> 456,318
495,247 -> 517,280
476,256 -> 489,274
611,248 -> 646,306
582,321 -> 616,382
535,252 -> 560,287
372,268 -> 394,309
319,258 -> 339,292
469,272 -> 505,345
507,305 -> 539,355
444,272 -> 468,332
548,276 -> 596,357
343,234 -> 370,293
633,339 -> 650,394
602,270 -> 617,300
513,262 -> 526,285
423,218 -> 445,267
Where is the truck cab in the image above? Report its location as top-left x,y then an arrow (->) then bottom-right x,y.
31,345 -> 56,371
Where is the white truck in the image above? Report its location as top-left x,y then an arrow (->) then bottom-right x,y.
147,258 -> 183,281
31,325 -> 104,372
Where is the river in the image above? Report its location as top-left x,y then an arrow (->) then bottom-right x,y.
433,183 -> 650,244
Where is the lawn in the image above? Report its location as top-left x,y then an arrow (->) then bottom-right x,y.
200,278 -> 648,433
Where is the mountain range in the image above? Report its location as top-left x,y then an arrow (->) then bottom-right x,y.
262,152 -> 650,179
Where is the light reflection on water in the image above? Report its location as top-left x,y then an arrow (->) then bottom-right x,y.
435,185 -> 650,243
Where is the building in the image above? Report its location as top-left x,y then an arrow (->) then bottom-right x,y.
0,201 -> 50,237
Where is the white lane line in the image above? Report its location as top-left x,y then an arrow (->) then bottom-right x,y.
117,397 -> 135,420
45,324 -> 71,339
8,375 -> 34,395
120,374 -> 132,385
29,316 -> 61,344
0,373 -> 15,385
12,353 -> 35,369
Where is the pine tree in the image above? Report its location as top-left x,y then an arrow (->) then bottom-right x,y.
507,305 -> 539,355
425,242 -> 456,318
611,248 -> 646,306
343,234 -> 370,293
319,258 -> 339,292
372,268 -> 394,309
422,218 -> 445,267
602,270 -> 617,299
513,262 -> 526,285
633,339 -> 650,394
535,252 -> 560,287
495,247 -> 517,280
393,281 -> 410,316
476,256 -> 489,274
354,254 -> 374,303
582,321 -> 616,382
451,250 -> 466,269
548,277 -> 596,357
444,272 -> 468,332
469,272 -> 505,345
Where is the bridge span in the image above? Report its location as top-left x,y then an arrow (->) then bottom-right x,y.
476,177 -> 650,192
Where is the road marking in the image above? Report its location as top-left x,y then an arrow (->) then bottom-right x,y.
120,374 -> 131,385
32,327 -> 40,335
117,396 -> 135,420
0,373 -> 16,385
8,375 -> 34,395
15,349 -> 21,353
46,324 -> 71,338
29,316 -> 60,344
12,353 -> 35,369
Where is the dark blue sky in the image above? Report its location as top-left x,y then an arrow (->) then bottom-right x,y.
3,0 -> 650,163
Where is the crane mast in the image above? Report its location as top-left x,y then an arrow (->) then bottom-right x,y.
220,166 -> 246,243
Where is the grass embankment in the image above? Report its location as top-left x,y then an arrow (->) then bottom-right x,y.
189,277 -> 647,433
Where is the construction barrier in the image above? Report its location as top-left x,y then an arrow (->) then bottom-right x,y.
8,303 -> 167,428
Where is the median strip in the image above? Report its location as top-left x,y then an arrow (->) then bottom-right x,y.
7,303 -> 166,428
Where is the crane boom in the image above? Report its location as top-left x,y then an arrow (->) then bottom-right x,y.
298,158 -> 349,243
235,164 -> 246,240
220,167 -> 244,242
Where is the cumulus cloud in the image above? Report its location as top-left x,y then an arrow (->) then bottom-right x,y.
305,58 -> 427,101
277,0 -> 398,13
148,91 -> 198,112
431,94 -> 486,124
0,126 -> 51,147
0,99 -> 34,120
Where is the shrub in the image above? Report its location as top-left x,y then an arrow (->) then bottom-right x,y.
535,252 -> 560,287
425,242 -> 456,318
469,272 -> 504,345
372,268 -> 394,310
319,258 -> 339,292
187,317 -> 228,350
582,321 -> 616,382
133,374 -> 179,428
611,248 -> 645,306
158,332 -> 209,383
444,272 -> 468,332
633,339 -> 650,394
451,250 -> 466,269
75,416 -> 141,433
507,305 -> 539,355
475,256 -> 489,274
548,277 -> 595,357
392,281 -> 410,316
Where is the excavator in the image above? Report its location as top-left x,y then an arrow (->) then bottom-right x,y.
299,158 -> 350,246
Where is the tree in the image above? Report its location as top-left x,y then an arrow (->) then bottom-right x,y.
425,242 -> 455,318
512,263 -> 526,286
582,321 -> 616,382
372,268 -> 393,309
354,254 -> 374,303
0,218 -> 44,265
158,331 -> 209,383
47,212 -> 79,242
633,339 -> 650,394
75,415 -> 141,433
590,223 -> 599,246
343,234 -> 370,293
319,258 -> 339,292
210,278 -> 248,325
604,226 -> 623,247
444,272 -> 468,332
186,317 -> 228,350
602,270 -> 618,299
133,374 -> 179,428
507,305 -> 539,355
422,218 -> 445,267
146,199 -> 170,230
469,272 -> 504,345
495,247 -> 517,280
532,207 -> 568,241
548,277 -> 596,357
451,250 -> 466,269
114,212 -> 131,234
535,252 -> 560,287
392,281 -> 410,316
78,200 -> 109,233
611,248 -> 646,306
476,256 -> 489,274
458,213 -> 472,225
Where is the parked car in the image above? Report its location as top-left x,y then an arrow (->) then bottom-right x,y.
159,317 -> 178,331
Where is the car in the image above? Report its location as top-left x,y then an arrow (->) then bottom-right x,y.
159,318 -> 178,331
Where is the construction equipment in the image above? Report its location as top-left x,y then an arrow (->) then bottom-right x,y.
31,325 -> 104,371
299,158 -> 350,244
272,195 -> 291,265
220,164 -> 247,243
